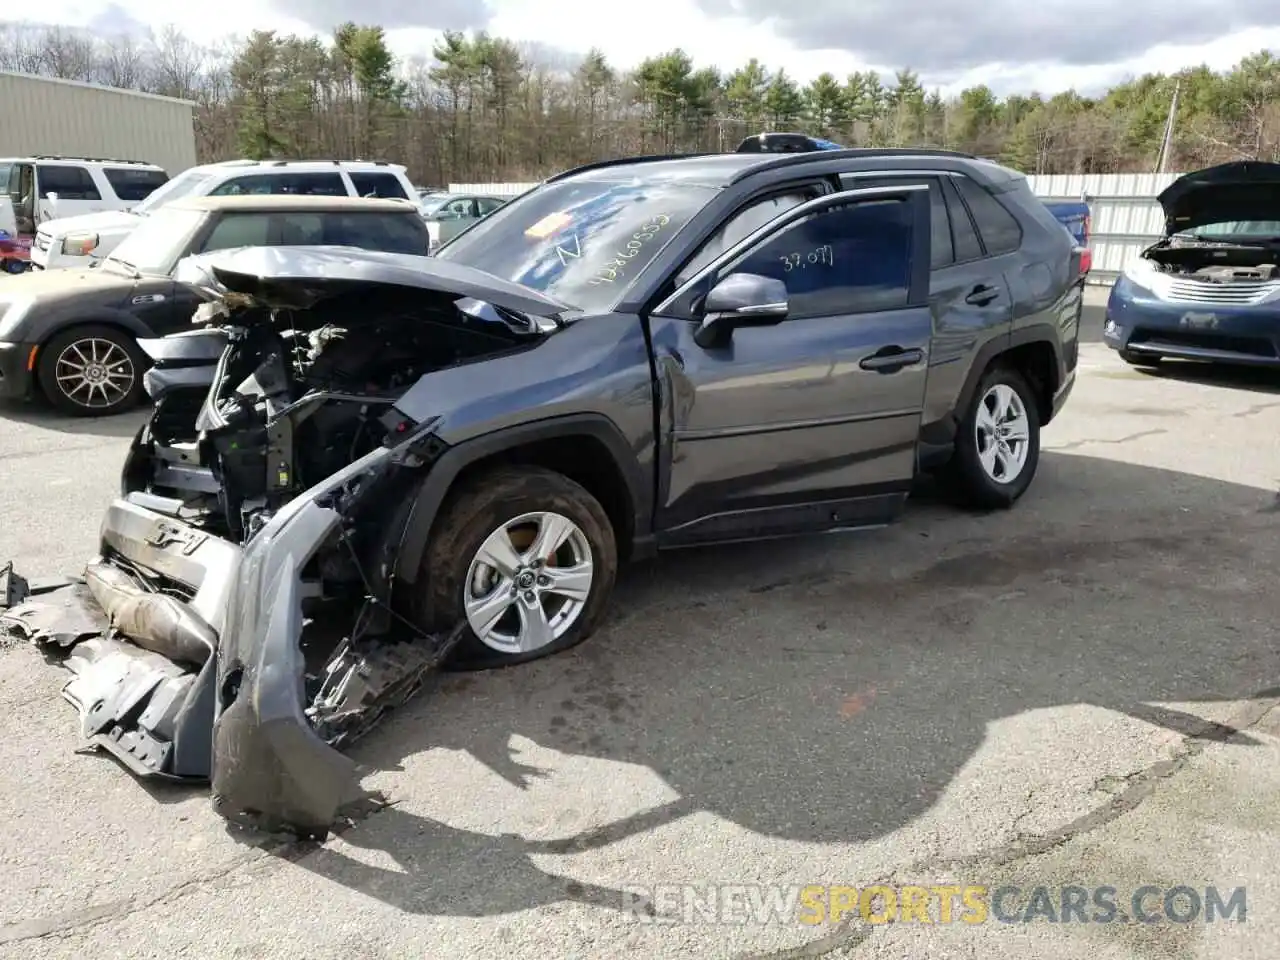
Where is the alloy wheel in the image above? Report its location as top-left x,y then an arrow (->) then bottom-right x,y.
974,382 -> 1031,484
463,510 -> 595,654
53,337 -> 136,410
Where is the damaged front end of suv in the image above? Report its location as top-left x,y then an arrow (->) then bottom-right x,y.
0,245 -> 574,838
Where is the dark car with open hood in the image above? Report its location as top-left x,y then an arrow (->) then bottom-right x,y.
0,144 -> 1085,839
1105,160 -> 1280,369
0,194 -> 429,416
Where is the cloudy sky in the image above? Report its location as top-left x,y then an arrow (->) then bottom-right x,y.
30,0 -> 1280,96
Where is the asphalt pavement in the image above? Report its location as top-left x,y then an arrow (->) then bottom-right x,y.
1,287 -> 1279,959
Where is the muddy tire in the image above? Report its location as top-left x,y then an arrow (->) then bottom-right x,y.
414,466 -> 618,670
940,364 -> 1042,510
38,324 -> 145,417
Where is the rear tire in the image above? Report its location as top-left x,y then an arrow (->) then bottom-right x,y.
413,466 -> 619,670
940,365 -> 1041,510
37,324 -> 145,417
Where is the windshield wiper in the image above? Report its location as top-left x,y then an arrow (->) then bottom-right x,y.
102,258 -> 141,279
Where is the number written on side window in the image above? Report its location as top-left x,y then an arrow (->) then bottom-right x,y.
778,244 -> 834,272
734,199 -> 913,318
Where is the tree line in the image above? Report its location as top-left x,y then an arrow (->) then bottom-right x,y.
2,20 -> 1279,185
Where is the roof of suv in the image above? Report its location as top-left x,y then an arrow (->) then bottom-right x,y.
171,195 -> 419,214
546,149 -> 1024,191
191,159 -> 408,174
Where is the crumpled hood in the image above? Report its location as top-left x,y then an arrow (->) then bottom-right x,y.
1157,161 -> 1280,234
37,209 -> 144,238
173,245 -> 575,322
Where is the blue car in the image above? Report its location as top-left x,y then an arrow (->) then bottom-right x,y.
1105,161 -> 1280,369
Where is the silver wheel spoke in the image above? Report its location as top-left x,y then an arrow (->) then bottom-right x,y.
464,582 -> 515,641
542,561 -> 593,602
475,528 -> 523,578
515,595 -> 555,652
1003,419 -> 1030,442
528,513 -> 575,564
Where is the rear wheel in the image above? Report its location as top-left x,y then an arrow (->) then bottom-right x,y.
414,466 -> 619,670
940,365 -> 1041,509
37,324 -> 145,416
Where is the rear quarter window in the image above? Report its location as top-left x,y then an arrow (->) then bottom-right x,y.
953,176 -> 1022,256
322,212 -> 429,255
103,167 -> 170,202
348,172 -> 409,200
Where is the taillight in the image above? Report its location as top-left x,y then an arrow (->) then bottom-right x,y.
1079,247 -> 1092,274
1083,214 -> 1091,245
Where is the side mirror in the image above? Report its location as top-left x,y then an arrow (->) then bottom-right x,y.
694,272 -> 789,348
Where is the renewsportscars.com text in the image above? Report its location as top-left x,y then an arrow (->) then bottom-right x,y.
619,883 -> 1247,926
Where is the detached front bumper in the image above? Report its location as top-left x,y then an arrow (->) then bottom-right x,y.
1105,277 -> 1280,366
2,435 -> 450,838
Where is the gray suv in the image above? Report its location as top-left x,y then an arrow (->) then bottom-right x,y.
1,146 -> 1085,838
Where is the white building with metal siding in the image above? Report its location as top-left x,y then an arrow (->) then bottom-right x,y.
0,71 -> 197,175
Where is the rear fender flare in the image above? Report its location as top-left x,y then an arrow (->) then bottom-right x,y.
392,413 -> 649,585
956,325 -> 1062,418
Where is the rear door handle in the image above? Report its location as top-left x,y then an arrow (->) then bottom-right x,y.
860,347 -> 924,372
965,285 -> 1000,306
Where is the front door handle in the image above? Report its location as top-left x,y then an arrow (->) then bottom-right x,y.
965,284 -> 1000,306
860,347 -> 924,372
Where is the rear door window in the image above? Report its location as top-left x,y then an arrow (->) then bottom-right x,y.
36,165 -> 101,200
348,172 -> 409,199
209,172 -> 347,196
953,176 -> 1022,256
841,174 -> 953,268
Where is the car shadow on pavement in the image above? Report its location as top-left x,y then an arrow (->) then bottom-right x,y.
1131,360 -> 1280,396
286,450 -> 1280,920
0,399 -> 149,437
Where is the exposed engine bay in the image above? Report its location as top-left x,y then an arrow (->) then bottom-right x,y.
1141,238 -> 1280,282
139,285 -> 532,543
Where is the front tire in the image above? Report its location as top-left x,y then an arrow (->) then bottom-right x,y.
37,324 -> 145,416
941,365 -> 1041,509
414,466 -> 619,670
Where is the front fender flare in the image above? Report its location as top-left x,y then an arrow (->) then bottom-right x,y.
392,413 -> 650,586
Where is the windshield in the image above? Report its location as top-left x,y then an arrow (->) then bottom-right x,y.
105,206 -> 206,275
420,195 -> 463,218
1176,220 -> 1280,241
133,171 -> 213,214
434,179 -> 717,312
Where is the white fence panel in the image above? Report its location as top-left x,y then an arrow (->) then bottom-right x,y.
455,172 -> 1189,287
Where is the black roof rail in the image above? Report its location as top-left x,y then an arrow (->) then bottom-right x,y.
727,146 -> 980,183
259,158 -> 394,167
28,154 -> 155,165
545,153 -> 717,183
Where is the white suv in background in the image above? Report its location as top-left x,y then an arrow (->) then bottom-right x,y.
2,156 -> 169,251
30,159 -> 418,270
